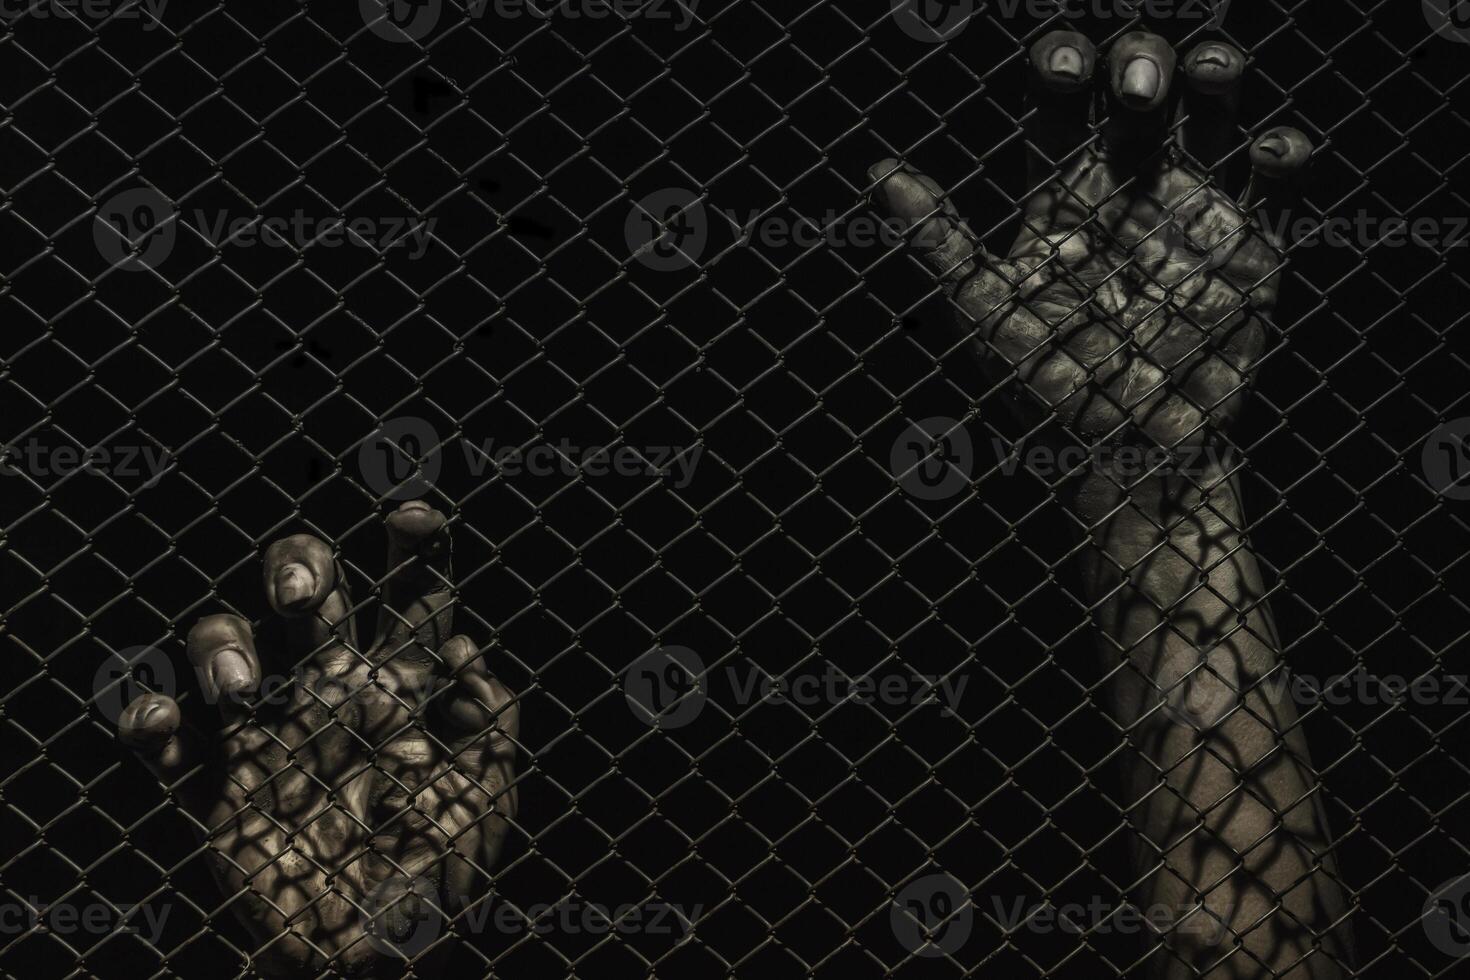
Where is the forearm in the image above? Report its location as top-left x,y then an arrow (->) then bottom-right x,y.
1067,462 -> 1352,978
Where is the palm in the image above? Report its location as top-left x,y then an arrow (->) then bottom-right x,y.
872,30 -> 1311,454
119,503 -> 519,978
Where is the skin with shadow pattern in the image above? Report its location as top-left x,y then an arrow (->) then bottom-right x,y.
870,29 -> 1353,979
118,501 -> 519,979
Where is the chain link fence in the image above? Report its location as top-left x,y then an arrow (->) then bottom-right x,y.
2,0 -> 1469,976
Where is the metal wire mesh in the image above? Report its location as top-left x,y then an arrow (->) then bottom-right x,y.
3,0 -> 1470,976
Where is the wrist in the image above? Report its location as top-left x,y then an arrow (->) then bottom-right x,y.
1062,442 -> 1244,533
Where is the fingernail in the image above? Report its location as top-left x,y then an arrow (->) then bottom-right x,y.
124,695 -> 179,746
136,699 -> 165,728
1256,134 -> 1288,158
867,158 -> 902,186
211,649 -> 254,698
1121,58 -> 1161,103
1192,44 -> 1231,70
1049,45 -> 1083,79
275,562 -> 316,607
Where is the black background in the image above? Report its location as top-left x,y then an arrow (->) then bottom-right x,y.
2,0 -> 1469,976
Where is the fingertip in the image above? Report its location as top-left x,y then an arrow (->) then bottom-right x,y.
187,614 -> 254,658
385,499 -> 448,549
869,166 -> 943,224
1183,41 -> 1245,95
119,692 -> 181,752
436,635 -> 519,739
437,634 -> 481,675
186,614 -> 260,701
867,158 -> 903,186
1110,31 -> 1176,112
1030,30 -> 1096,93
1250,126 -> 1313,179
263,534 -> 336,615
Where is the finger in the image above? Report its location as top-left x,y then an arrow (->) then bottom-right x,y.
186,614 -> 316,808
373,500 -> 454,665
434,636 -> 518,754
116,689 -> 263,836
868,159 -> 1002,293
263,534 -> 356,662
1180,41 -> 1247,180
432,634 -> 520,877
188,614 -> 260,704
1026,31 -> 1098,189
118,691 -> 196,787
186,614 -> 276,764
1241,126 -> 1314,242
1103,32 -> 1177,158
